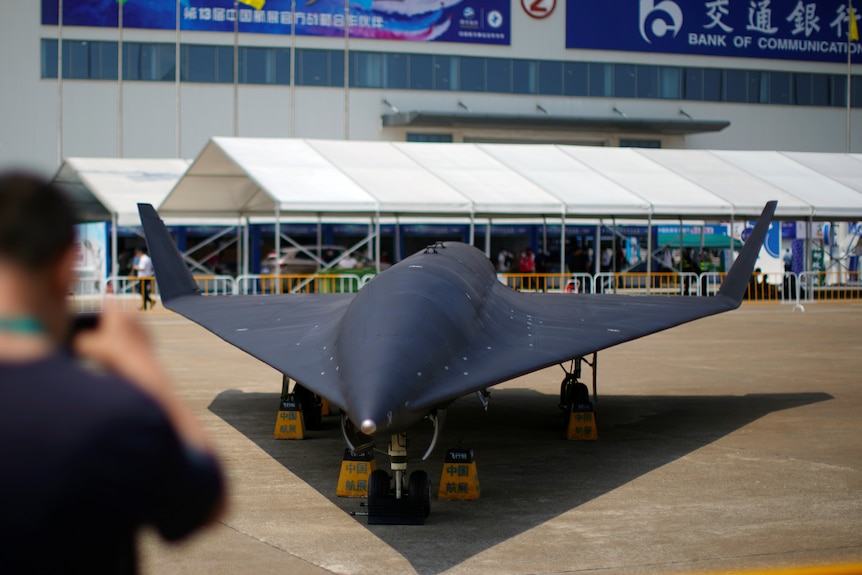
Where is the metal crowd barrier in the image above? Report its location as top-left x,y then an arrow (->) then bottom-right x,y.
234,274 -> 365,295
798,271 -> 862,302
71,270 -> 859,314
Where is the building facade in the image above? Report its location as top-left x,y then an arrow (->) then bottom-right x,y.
1,0 -> 861,174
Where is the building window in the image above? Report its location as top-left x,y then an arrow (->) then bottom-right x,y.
683,68 -> 703,100
703,69 -> 721,101
352,52 -> 382,88
38,39 -> 861,109
620,139 -> 661,148
831,76 -> 847,107
636,66 -> 658,99
240,47 -> 270,85
124,43 -> 175,82
769,72 -> 792,104
564,62 -> 588,96
614,64 -> 635,98
486,58 -> 511,93
41,40 -> 119,80
433,55 -> 457,90
589,63 -> 611,97
513,60 -> 536,94
181,44 -> 233,83
812,74 -> 830,106
385,53 -> 408,90
724,69 -> 747,102
659,67 -> 680,99
299,49 -> 327,86
747,71 -> 767,103
41,39 -> 58,78
460,57 -> 485,92
409,54 -> 433,90
406,133 -> 453,142
538,60 -> 562,95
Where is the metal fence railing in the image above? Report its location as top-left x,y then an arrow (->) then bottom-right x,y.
234,274 -> 366,295
70,270 -> 860,313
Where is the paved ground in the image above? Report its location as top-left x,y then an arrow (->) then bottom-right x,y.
137,303 -> 861,575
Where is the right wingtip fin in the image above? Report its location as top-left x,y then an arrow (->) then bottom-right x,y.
137,203 -> 200,304
717,201 -> 778,305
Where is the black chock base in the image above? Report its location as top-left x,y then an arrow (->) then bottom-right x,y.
438,448 -> 480,500
336,448 -> 376,497
273,398 -> 305,439
567,403 -> 597,440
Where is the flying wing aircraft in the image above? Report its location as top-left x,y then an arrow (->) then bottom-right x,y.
138,201 -> 777,524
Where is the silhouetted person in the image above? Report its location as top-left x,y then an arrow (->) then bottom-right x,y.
0,172 -> 224,573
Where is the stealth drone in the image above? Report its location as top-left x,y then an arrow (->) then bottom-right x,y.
139,201 -> 777,523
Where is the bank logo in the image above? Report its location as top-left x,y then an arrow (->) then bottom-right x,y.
487,10 -> 503,28
639,0 -> 684,44
463,7 -> 475,19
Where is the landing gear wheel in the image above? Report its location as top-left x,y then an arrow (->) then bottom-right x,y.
560,374 -> 590,412
408,470 -> 431,518
293,383 -> 322,430
368,469 -> 390,503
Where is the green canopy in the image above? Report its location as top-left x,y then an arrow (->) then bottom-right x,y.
656,233 -> 743,250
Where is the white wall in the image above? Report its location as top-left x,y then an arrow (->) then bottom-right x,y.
1,0 -> 860,177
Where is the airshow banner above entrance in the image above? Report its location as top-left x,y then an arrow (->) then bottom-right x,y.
41,0 -> 510,45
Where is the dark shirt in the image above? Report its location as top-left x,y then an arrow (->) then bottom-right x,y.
0,352 -> 223,574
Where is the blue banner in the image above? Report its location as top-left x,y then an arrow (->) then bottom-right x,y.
42,0 -> 509,45
566,0 -> 860,63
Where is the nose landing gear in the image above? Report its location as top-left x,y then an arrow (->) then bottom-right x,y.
366,432 -> 431,525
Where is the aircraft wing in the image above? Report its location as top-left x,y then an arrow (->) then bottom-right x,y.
395,201 -> 777,412
138,204 -> 355,409
163,293 -> 354,409
404,287 -> 740,410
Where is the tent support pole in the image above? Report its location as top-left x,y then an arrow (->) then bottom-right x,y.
485,218 -> 492,258
646,214 -> 653,295
244,217 -> 250,276
542,216 -> 547,254
560,213 -> 566,275
594,221 -> 601,276
111,212 -> 118,282
375,212 -> 381,274
395,216 -> 401,263
275,205 -> 281,294
469,214 -> 475,246
236,215 -> 242,278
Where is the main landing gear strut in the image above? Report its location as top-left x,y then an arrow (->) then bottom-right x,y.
560,354 -> 599,441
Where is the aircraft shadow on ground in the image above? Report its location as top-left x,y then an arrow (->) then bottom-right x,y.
208,389 -> 831,575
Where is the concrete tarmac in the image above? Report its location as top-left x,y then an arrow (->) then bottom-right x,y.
138,303 -> 862,575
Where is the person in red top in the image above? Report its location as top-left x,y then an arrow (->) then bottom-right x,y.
0,172 -> 224,574
518,248 -> 535,273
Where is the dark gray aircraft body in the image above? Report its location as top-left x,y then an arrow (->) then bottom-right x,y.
139,201 -> 776,444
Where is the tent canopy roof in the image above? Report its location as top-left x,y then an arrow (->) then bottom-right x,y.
54,158 -> 192,227
65,140 -> 862,224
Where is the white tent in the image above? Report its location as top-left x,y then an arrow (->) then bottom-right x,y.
159,138 -> 862,273
161,138 -> 862,221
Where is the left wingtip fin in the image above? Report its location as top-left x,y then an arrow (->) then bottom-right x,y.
717,200 -> 778,305
137,203 -> 200,303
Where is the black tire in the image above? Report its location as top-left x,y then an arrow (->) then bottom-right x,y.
572,381 -> 590,406
408,470 -> 431,518
293,383 -> 322,430
368,469 -> 390,503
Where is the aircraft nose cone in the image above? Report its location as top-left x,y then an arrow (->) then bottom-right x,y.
360,419 -> 377,435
